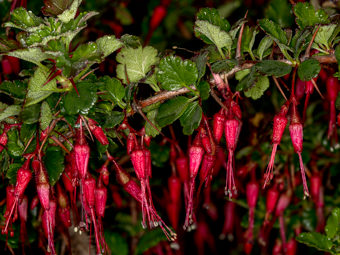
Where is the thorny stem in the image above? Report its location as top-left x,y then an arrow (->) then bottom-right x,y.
310,79 -> 324,99
236,11 -> 248,60
303,25 -> 320,60
272,77 -> 288,101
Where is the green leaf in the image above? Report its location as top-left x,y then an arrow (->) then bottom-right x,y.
120,34 -> 141,48
194,20 -> 232,57
96,35 -> 122,58
325,208 -> 340,239
244,76 -> 270,100
116,46 -> 159,83
6,48 -> 51,65
25,66 -> 57,107
105,77 -> 126,108
193,51 -> 208,82
157,56 -> 198,91
197,81 -> 210,100
6,163 -> 22,185
44,146 -> 64,186
257,36 -> 273,60
298,59 -> 321,81
6,7 -> 43,30
57,0 -> 82,23
42,0 -> 73,16
335,44 -> 340,63
0,105 -> 21,121
20,124 -> 36,144
40,102 -> 52,130
211,59 -> 236,73
20,104 -> 40,124
180,101 -> 202,135
135,228 -> 168,255
314,24 -> 337,49
63,82 -> 97,115
241,26 -> 258,57
236,68 -> 255,91
156,96 -> 190,127
103,111 -> 125,129
293,3 -> 329,29
291,29 -> 311,58
145,109 -> 161,137
72,42 -> 100,62
265,0 -> 293,28
258,18 -> 288,45
196,8 -> 231,32
0,80 -> 26,99
255,60 -> 292,77
296,232 -> 333,252
104,231 -> 129,255
7,129 -> 24,158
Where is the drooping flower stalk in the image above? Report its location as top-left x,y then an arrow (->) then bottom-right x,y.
224,118 -> 242,197
289,102 -> 309,197
113,160 -> 176,241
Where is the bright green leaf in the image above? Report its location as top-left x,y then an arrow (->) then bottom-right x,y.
6,7 -> 43,30
255,60 -> 292,77
105,77 -> 126,108
325,208 -> 340,239
314,24 -> 337,49
244,76 -> 270,100
0,105 -> 21,121
58,0 -> 82,23
258,18 -> 288,45
265,0 -> 293,28
44,146 -> 64,186
7,129 -> 24,158
257,36 -> 273,60
103,111 -> 125,128
96,35 -> 122,58
193,51 -> 208,82
157,56 -> 198,91
25,66 -> 57,107
40,102 -> 52,130
195,20 -> 232,57
296,232 -> 333,252
7,48 -> 51,65
196,8 -> 231,32
145,109 -> 161,137
211,59 -> 236,73
116,46 -> 159,83
0,80 -> 26,99
298,59 -> 321,81
293,3 -> 329,29
20,104 -> 40,124
180,101 -> 202,135
63,82 -> 97,115
156,96 -> 190,127
197,81 -> 210,100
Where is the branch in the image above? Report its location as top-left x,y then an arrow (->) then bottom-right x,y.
128,54 -> 336,116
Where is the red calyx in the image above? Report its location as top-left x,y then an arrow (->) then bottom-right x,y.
127,133 -> 137,154
224,119 -> 241,151
295,78 -> 305,101
83,176 -> 96,208
265,186 -> 279,221
56,183 -> 71,228
87,118 -> 109,145
74,143 -> 90,180
199,154 -> 216,184
275,193 -> 290,217
188,145 -> 204,178
95,186 -> 108,218
2,58 -> 12,76
33,159 -> 51,211
0,132 -> 8,152
42,200 -> 57,255
246,181 -> 259,209
213,109 -> 226,143
130,149 -> 146,179
100,164 -> 110,186
326,77 -> 339,102
176,156 -> 189,183
15,159 -> 32,198
200,129 -> 212,154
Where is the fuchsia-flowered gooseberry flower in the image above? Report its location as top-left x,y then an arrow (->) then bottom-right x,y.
42,200 -> 57,255
3,158 -> 32,235
289,102 -> 309,198
263,104 -> 288,188
213,108 -> 226,143
224,118 -> 242,197
87,118 -> 109,145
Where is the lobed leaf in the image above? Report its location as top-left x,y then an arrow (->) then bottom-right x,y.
293,3 -> 329,29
